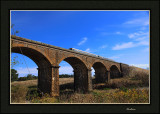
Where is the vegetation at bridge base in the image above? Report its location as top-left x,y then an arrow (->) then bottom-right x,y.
11,85 -> 28,103
18,74 -> 38,81
11,69 -> 38,81
59,74 -> 74,78
11,66 -> 149,103
11,69 -> 19,82
128,66 -> 149,86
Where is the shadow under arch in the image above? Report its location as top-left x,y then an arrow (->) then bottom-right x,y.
59,56 -> 89,93
11,46 -> 52,94
92,62 -> 108,83
110,65 -> 121,79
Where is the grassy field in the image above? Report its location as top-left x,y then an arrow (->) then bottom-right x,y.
11,73 -> 149,103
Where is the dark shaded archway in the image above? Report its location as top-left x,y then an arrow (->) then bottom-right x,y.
92,62 -> 108,83
59,57 -> 89,93
11,47 -> 52,94
110,65 -> 121,79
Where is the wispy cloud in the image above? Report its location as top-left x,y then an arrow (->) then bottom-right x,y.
112,42 -> 136,50
129,64 -> 149,69
112,30 -> 149,50
142,47 -> 149,52
138,40 -> 149,46
139,26 -> 147,31
128,31 -> 149,40
100,45 -> 107,49
109,54 -> 123,60
123,17 -> 149,26
112,40 -> 149,50
101,31 -> 123,36
115,31 -> 123,35
85,48 -> 91,52
78,37 -> 87,46
16,67 -> 38,77
59,66 -> 73,74
100,32 -> 109,36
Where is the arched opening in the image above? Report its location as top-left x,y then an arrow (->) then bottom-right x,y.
59,57 -> 89,93
110,65 -> 121,79
11,47 -> 52,94
59,61 -> 74,94
11,52 -> 38,78
92,62 -> 108,84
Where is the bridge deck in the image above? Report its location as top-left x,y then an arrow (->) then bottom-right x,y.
11,35 -> 128,65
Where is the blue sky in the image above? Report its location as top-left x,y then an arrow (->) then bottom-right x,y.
11,10 -> 149,77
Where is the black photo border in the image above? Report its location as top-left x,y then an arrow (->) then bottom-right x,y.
1,0 -> 159,113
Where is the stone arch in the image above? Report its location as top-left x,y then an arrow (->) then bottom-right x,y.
11,45 -> 53,65
58,54 -> 88,69
91,62 -> 108,83
58,56 -> 89,93
11,46 -> 53,94
110,65 -> 121,79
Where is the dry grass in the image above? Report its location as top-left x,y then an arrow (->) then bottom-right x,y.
59,77 -> 74,85
11,79 -> 38,87
93,77 -> 142,89
11,78 -> 74,86
58,88 -> 149,103
11,68 -> 149,104
128,66 -> 149,86
11,85 -> 28,103
105,88 -> 149,103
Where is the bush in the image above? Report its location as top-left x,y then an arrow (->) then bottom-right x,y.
18,74 -> 38,81
59,74 -> 74,78
129,66 -> 149,86
11,69 -> 18,81
18,77 -> 28,81
106,88 -> 149,103
26,87 -> 40,101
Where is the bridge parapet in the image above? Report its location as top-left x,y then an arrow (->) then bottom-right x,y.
11,35 -> 123,64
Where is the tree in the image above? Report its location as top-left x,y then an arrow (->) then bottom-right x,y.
26,74 -> 33,80
11,55 -> 19,69
11,69 -> 19,81
11,24 -> 19,35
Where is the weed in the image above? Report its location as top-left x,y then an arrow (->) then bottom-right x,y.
11,85 -> 28,103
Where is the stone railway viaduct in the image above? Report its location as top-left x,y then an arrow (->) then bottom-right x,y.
11,35 -> 130,96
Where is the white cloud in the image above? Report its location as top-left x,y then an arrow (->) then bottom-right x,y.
115,32 -> 122,35
129,64 -> 149,69
109,56 -> 120,59
100,45 -> 107,49
138,40 -> 149,46
139,26 -> 147,30
123,18 -> 149,26
112,40 -> 149,50
85,48 -> 91,52
112,30 -> 149,50
142,47 -> 149,52
16,67 -> 38,77
109,54 -> 123,60
101,32 -> 109,36
128,31 -> 149,40
112,42 -> 136,50
59,66 -> 73,74
78,37 -> 87,46
101,32 -> 123,36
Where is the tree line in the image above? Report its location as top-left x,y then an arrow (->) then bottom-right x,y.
11,69 -> 74,82
11,69 -> 38,81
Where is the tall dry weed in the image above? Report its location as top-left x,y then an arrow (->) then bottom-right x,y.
11,85 -> 28,103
